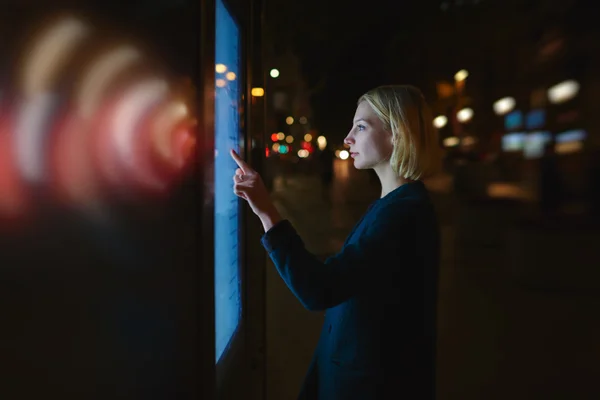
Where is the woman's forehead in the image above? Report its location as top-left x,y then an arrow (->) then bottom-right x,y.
354,101 -> 376,120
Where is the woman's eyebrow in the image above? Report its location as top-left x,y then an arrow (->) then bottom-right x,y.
353,118 -> 367,124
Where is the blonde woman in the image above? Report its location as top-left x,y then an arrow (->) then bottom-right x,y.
231,85 -> 442,399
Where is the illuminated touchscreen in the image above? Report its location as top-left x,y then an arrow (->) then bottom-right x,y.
214,0 -> 242,363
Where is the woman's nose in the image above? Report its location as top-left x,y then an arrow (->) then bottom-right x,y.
344,134 -> 354,145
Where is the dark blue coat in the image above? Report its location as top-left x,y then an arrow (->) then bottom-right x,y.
261,181 -> 440,400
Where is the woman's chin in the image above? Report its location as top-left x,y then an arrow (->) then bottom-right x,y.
351,159 -> 369,170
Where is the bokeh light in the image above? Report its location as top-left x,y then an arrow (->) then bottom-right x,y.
0,14 -> 198,225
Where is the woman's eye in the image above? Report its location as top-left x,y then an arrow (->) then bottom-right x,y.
357,124 -> 365,131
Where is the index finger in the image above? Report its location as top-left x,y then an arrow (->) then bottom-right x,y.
230,149 -> 250,174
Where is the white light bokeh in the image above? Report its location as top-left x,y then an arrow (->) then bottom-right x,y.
493,97 -> 515,116
457,108 -> 474,123
297,149 -> 309,158
548,80 -> 580,104
454,69 -> 469,82
433,115 -> 448,128
317,136 -> 327,150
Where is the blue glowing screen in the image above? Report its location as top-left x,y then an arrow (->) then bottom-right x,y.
214,0 -> 242,363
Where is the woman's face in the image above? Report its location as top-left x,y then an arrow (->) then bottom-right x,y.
344,101 -> 393,170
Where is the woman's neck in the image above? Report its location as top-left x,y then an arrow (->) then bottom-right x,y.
374,164 -> 411,198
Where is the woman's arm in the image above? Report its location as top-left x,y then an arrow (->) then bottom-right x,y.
261,202 -> 416,311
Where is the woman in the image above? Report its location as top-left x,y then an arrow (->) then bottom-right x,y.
231,85 -> 442,399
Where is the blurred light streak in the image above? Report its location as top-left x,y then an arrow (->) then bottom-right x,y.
14,93 -> 61,183
51,112 -> 95,205
0,112 -> 28,221
171,126 -> 197,169
0,12 -> 199,227
151,101 -> 188,163
22,17 -> 90,98
77,46 -> 142,118
109,79 -> 169,189
15,17 -> 90,186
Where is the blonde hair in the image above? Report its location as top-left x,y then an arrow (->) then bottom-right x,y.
358,85 -> 442,180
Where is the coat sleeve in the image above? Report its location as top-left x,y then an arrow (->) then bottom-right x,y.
261,202 -> 416,311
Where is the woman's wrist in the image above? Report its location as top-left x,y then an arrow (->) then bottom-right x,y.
258,205 -> 283,233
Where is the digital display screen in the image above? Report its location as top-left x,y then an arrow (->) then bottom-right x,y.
505,110 -> 523,131
214,0 -> 242,363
